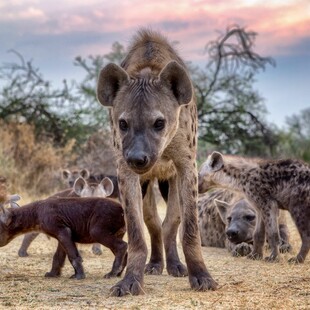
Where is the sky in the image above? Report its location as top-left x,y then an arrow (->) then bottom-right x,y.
0,0 -> 309,127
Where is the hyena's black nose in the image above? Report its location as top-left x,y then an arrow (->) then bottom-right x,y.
226,229 -> 239,240
126,151 -> 149,169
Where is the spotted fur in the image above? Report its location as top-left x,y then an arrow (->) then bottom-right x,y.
199,152 -> 310,263
97,29 -> 217,296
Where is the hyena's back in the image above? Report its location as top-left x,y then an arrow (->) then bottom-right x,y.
121,29 -> 187,75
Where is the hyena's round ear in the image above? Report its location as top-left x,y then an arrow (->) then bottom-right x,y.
100,177 -> 114,197
214,199 -> 230,223
208,152 -> 224,172
62,169 -> 70,180
97,63 -> 130,107
79,169 -> 90,180
159,60 -> 193,106
73,177 -> 87,196
199,151 -> 224,176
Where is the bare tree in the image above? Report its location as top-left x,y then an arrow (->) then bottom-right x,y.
192,25 -> 277,156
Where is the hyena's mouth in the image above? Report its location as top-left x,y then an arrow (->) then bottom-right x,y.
229,236 -> 253,245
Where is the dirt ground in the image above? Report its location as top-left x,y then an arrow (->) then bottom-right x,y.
0,201 -> 309,310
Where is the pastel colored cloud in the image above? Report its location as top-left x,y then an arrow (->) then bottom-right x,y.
0,0 -> 309,59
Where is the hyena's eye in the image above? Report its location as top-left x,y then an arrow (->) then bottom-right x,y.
227,217 -> 232,223
244,215 -> 255,222
119,119 -> 129,131
154,118 -> 165,131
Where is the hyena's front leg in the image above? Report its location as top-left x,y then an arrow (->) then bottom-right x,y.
261,201 -> 280,262
110,165 -> 147,297
163,175 -> 187,277
177,163 -> 217,291
248,212 -> 265,260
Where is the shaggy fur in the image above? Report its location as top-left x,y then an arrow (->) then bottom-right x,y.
199,152 -> 310,263
0,197 -> 126,279
18,177 -> 114,257
97,29 -> 217,296
198,189 -> 291,256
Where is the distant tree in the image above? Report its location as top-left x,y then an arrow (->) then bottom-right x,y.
0,50 -> 75,144
192,25 -> 277,157
0,26 -> 280,159
73,42 -> 126,131
277,108 -> 310,162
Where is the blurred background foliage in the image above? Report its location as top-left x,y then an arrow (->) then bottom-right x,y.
0,25 -> 309,195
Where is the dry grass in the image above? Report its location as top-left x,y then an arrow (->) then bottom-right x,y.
0,201 -> 309,310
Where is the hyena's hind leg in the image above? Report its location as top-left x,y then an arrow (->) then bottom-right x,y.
18,232 -> 40,257
288,206 -> 310,264
142,180 -> 164,275
278,210 -> 292,253
163,176 -> 188,277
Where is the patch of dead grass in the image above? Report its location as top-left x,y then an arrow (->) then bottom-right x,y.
0,202 -> 309,309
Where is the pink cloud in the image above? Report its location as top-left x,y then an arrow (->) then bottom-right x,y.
1,0 -> 309,58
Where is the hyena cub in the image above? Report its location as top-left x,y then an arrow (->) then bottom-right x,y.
18,177 -> 114,257
62,168 -> 89,187
199,151 -> 310,263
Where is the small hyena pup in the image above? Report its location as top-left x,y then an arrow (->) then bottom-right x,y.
198,189 -> 291,256
18,176 -> 114,257
0,196 -> 126,279
62,168 -> 89,187
199,151 -> 310,263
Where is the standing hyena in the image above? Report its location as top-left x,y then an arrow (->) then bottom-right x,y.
97,29 -> 217,296
18,177 -> 114,257
199,151 -> 310,263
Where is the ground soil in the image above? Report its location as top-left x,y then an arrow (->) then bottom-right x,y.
0,201 -> 309,309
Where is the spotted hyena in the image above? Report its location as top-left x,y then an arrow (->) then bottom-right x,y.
199,151 -> 310,263
198,189 -> 291,256
17,176 -> 114,257
62,168 -> 89,187
97,29 -> 217,296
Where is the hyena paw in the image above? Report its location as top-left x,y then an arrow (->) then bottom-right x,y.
264,255 -> 279,263
144,262 -> 164,275
70,273 -> 86,280
109,275 -> 144,297
232,243 -> 253,257
45,271 -> 60,278
279,243 -> 292,253
104,271 -> 120,279
288,256 -> 305,264
18,249 -> 29,257
247,251 -> 263,260
167,261 -> 188,277
189,271 -> 218,291
92,244 -> 103,256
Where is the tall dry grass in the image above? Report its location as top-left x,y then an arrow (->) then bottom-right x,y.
0,121 -> 76,199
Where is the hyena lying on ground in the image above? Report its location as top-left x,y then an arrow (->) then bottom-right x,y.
97,28 -> 217,296
1,196 -> 127,279
18,177 -> 114,257
199,151 -> 310,263
198,189 -> 291,256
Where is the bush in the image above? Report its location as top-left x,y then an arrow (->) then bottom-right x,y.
0,121 -> 76,197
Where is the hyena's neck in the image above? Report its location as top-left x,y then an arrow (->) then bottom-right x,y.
8,203 -> 40,239
214,165 -> 247,193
